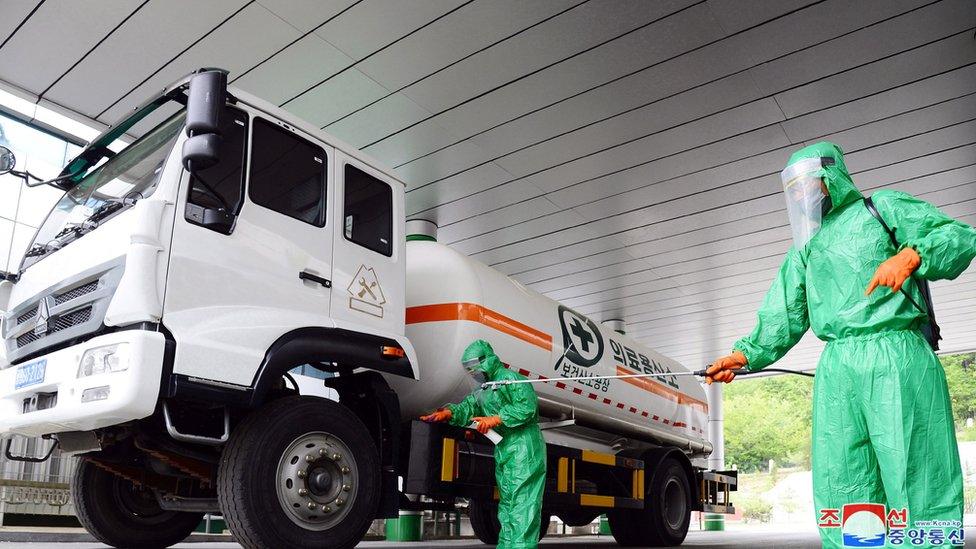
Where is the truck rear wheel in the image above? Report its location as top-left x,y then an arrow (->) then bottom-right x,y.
608,455 -> 691,546
71,458 -> 202,548
218,396 -> 380,549
468,499 -> 550,544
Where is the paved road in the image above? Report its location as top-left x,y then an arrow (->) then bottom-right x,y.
0,530 -> 840,548
4,528 -> 975,547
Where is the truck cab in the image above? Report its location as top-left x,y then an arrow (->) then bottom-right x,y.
0,70 -> 418,548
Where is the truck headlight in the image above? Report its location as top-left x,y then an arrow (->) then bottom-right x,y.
77,343 -> 130,377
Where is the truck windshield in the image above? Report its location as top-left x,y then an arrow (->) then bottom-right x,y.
20,110 -> 186,271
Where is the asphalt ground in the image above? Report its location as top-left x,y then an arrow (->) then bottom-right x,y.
2,527 -> 975,547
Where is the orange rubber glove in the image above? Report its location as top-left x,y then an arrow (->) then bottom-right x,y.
865,247 -> 921,295
471,416 -> 502,434
705,350 -> 748,384
420,408 -> 452,423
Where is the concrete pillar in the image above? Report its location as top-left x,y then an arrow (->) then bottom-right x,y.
704,381 -> 725,531
406,219 -> 437,242
601,318 -> 626,335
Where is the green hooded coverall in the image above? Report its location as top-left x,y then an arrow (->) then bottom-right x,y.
447,340 -> 547,549
734,142 -> 976,548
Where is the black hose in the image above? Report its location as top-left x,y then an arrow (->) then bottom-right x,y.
749,367 -> 815,378
697,367 -> 815,378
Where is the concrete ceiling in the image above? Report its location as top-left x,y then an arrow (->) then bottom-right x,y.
1,0 -> 974,372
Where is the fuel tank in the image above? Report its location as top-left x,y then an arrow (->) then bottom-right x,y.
389,237 -> 711,454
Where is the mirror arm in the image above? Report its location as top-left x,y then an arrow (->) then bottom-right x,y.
13,170 -> 75,188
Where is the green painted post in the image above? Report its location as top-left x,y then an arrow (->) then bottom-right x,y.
599,514 -> 611,535
704,513 -> 725,531
385,510 -> 423,541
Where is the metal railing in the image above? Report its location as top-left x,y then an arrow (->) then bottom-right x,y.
0,436 -> 75,516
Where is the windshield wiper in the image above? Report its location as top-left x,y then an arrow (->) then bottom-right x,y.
28,200 -> 131,264
51,201 -> 125,240
89,199 -> 128,222
23,241 -> 61,258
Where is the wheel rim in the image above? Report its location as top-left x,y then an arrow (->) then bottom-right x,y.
275,432 -> 359,531
663,477 -> 686,529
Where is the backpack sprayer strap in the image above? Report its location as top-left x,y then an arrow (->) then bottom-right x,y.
863,196 -> 942,350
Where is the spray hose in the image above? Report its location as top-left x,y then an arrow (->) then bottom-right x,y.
481,366 -> 814,389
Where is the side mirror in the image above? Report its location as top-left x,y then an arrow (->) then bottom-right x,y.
182,70 -> 227,171
0,146 -> 15,175
182,134 -> 221,171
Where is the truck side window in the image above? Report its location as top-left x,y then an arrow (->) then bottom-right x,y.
343,164 -> 392,257
185,106 -> 248,232
249,119 -> 327,227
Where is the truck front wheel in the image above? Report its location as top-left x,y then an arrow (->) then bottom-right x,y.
71,459 -> 202,548
217,395 -> 380,549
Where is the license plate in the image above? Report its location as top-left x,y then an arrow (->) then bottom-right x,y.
15,359 -> 47,390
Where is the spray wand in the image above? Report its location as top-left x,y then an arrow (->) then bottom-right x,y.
482,367 -> 814,389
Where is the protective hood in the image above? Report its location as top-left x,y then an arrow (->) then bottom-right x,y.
461,339 -> 503,382
781,141 -> 863,248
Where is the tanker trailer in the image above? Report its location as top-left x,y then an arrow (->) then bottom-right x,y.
388,222 -> 735,546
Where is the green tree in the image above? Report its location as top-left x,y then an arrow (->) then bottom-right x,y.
724,375 -> 813,472
940,353 -> 976,426
724,353 -> 976,472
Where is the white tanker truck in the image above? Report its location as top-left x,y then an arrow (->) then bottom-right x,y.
0,70 -> 734,549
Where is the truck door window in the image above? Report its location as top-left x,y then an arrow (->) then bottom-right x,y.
343,164 -> 392,257
249,119 -> 326,227
185,106 -> 248,232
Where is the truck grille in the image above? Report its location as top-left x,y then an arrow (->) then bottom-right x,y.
3,261 -> 124,364
17,307 -> 38,325
55,281 -> 99,305
16,306 -> 93,348
14,282 -> 97,325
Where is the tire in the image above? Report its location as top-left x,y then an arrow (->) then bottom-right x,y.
218,396 -> 381,549
609,455 -> 691,547
468,499 -> 549,544
71,459 -> 202,548
469,499 -> 501,545
558,509 -> 599,527
539,512 -> 552,540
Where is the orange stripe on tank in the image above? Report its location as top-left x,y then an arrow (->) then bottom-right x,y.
615,366 -> 708,413
406,302 -> 553,351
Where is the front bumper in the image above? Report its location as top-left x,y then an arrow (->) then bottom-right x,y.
0,330 -> 165,437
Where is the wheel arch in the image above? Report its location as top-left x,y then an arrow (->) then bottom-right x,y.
248,326 -> 413,408
246,328 -> 408,518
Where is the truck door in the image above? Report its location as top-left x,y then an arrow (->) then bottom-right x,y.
164,112 -> 335,386
330,151 -> 405,340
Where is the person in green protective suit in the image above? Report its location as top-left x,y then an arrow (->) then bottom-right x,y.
420,340 -> 547,549
706,141 -> 976,548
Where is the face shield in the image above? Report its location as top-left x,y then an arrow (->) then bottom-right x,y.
462,356 -> 487,384
781,156 -> 833,249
